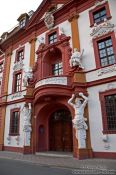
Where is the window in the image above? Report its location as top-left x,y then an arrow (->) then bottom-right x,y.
52,62 -> 63,75
10,110 -> 20,135
89,2 -> 111,26
0,62 -> 3,73
15,47 -> 24,62
93,7 -> 106,24
97,37 -> 115,67
100,89 -> 116,134
46,27 -> 58,45
48,32 -> 57,44
93,32 -> 116,68
17,50 -> 24,62
105,94 -> 116,131
20,18 -> 26,28
14,72 -> 22,93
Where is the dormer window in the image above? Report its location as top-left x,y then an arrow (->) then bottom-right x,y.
28,10 -> 34,19
17,13 -> 29,29
20,18 -> 26,28
1,32 -> 8,41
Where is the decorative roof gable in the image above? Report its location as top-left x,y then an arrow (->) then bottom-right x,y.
26,0 -> 70,29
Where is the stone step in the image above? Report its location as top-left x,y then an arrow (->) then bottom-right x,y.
35,151 -> 73,158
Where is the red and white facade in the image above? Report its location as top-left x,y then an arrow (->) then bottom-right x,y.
0,0 -> 116,159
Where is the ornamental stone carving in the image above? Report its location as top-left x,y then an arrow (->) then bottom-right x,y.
44,12 -> 54,29
94,0 -> 108,8
23,67 -> 33,87
38,37 -> 45,44
90,0 -> 108,10
15,136 -> 20,145
98,64 -> 116,76
22,103 -> 32,146
7,136 -> 11,145
35,77 -> 67,88
11,92 -> 22,99
102,134 -> 110,150
69,48 -> 84,69
60,27 -> 65,35
13,60 -> 24,71
68,93 -> 88,149
90,18 -> 115,39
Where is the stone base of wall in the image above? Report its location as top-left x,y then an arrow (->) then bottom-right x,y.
93,152 -> 116,159
23,146 -> 32,154
4,146 -> 23,153
0,144 -> 4,151
77,148 -> 93,160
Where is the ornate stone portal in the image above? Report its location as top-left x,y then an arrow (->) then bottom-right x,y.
69,48 -> 84,69
68,93 -> 88,149
22,103 -> 32,146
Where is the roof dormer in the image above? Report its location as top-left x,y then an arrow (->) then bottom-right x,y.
0,32 -> 8,41
28,10 -> 34,19
17,13 -> 29,29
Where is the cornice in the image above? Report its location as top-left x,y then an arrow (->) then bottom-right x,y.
1,0 -> 97,51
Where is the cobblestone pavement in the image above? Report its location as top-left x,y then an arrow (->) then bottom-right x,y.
0,151 -> 116,173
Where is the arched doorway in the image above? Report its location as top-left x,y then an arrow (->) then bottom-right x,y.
49,109 -> 73,152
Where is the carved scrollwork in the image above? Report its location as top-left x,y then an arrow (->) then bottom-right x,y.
90,18 -> 115,39
44,12 -> 54,29
13,60 -> 24,71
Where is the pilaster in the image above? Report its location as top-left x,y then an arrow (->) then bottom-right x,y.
0,49 -> 12,150
29,37 -> 37,68
69,13 -> 80,50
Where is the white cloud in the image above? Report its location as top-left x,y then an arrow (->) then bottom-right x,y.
0,0 -> 42,35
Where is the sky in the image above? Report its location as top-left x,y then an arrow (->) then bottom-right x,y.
0,0 -> 43,36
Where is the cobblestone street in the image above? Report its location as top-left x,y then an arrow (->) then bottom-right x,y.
0,151 -> 116,173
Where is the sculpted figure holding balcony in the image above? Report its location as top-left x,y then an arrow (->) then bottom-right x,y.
68,92 -> 88,148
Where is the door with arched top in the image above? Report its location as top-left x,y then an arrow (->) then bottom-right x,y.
49,109 -> 73,152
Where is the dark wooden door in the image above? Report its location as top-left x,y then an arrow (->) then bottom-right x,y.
49,109 -> 73,152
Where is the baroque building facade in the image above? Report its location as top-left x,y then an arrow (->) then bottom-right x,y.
0,0 -> 116,159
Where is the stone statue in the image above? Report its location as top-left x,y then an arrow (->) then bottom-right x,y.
22,103 -> 32,146
60,27 -> 65,35
68,92 -> 88,149
38,37 -> 44,44
69,48 -> 84,69
23,67 -> 33,87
